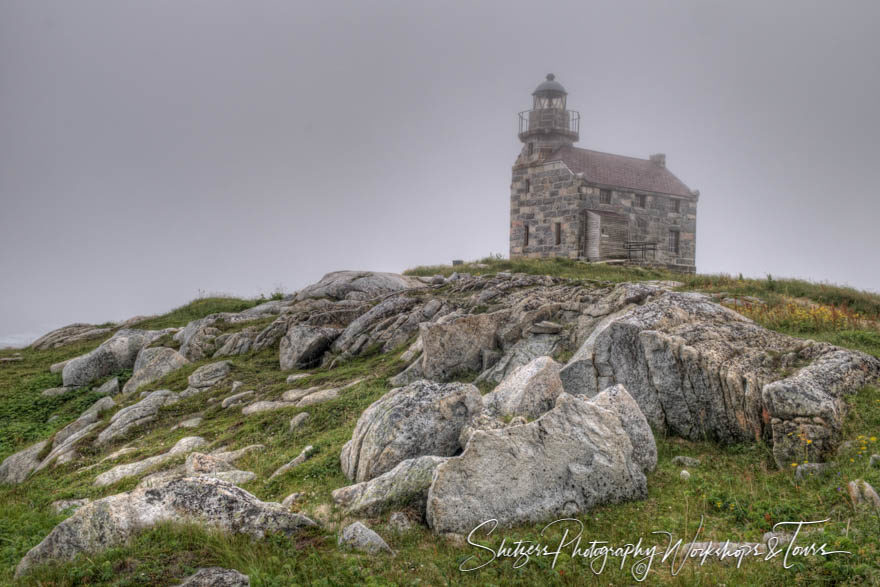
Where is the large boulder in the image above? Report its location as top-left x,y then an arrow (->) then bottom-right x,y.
337,521 -> 392,554
30,323 -> 112,350
15,477 -> 316,577
187,361 -> 232,390
279,325 -> 341,370
95,390 -> 179,445
416,311 -> 509,380
62,329 -> 173,388
426,388 -> 654,534
482,356 -> 563,419
341,380 -> 482,482
558,290 -> 880,467
122,347 -> 189,395
296,271 -> 421,302
0,440 -> 48,485
331,455 -> 447,517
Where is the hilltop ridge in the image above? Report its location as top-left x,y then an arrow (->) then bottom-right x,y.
1,260 -> 879,584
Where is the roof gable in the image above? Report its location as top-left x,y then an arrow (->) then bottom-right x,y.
550,146 -> 693,197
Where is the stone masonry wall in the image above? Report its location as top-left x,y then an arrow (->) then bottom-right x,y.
509,161 -> 582,259
510,160 -> 697,271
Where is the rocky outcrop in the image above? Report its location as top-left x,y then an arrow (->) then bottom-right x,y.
2,397 -> 117,484
558,290 -> 880,467
213,327 -> 259,357
296,271 -> 421,302
62,329 -> 175,388
329,296 -> 419,357
176,567 -> 250,587
15,477 -> 316,577
417,312 -> 508,380
476,334 -> 564,384
332,455 -> 447,517
122,347 -> 189,394
94,437 -> 206,487
426,388 -> 654,534
36,396 -> 117,471
279,325 -> 341,370
30,323 -> 112,350
341,380 -> 481,482
96,389 -> 179,445
176,312 -> 270,361
482,356 -> 563,419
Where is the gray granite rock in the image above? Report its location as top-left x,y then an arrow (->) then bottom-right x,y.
279,325 -> 341,370
0,440 -> 48,484
94,437 -> 206,487
62,329 -> 173,388
341,380 -> 482,482
95,389 -> 179,445
269,446 -> 314,480
176,567 -> 249,587
16,477 -> 316,577
187,361 -> 232,389
671,456 -> 701,468
558,288 -> 880,468
289,412 -> 310,432
122,347 -> 189,395
482,356 -> 563,420
31,324 -> 112,351
332,455 -> 447,517
51,499 -> 91,514
296,271 -> 420,302
95,377 -> 119,395
426,388 -> 653,534
338,521 -> 392,554
222,390 -> 255,409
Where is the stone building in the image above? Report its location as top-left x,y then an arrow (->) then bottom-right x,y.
510,74 -> 699,272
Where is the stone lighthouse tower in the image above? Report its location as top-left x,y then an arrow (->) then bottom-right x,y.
510,73 -> 698,271
516,73 -> 580,164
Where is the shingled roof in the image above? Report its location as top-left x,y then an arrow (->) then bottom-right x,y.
549,145 -> 694,197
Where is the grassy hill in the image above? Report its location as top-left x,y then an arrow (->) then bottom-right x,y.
1,261 -> 878,585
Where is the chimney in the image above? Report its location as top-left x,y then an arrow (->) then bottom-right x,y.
649,153 -> 666,167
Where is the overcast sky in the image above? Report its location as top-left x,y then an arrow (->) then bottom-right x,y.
2,0 -> 879,346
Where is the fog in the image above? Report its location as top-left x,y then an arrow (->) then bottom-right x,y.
2,0 -> 879,345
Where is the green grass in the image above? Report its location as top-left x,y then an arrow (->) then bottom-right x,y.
2,271 -> 880,584
132,297 -> 263,331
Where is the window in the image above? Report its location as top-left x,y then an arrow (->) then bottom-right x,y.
524,179 -> 530,194
523,225 -> 529,247
599,189 -> 611,204
668,230 -> 680,255
527,143 -> 534,156
635,194 -> 646,208
554,222 -> 562,245
672,199 -> 681,213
